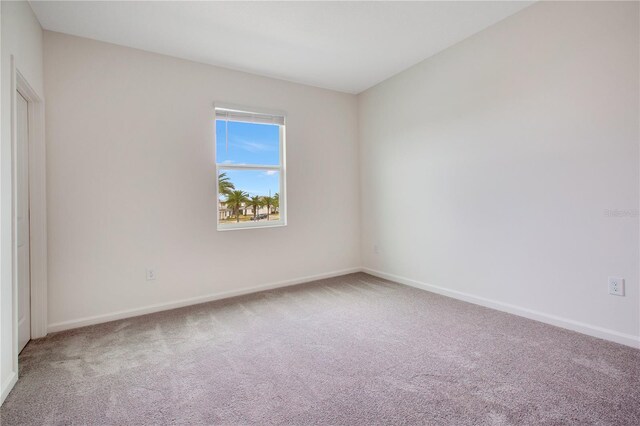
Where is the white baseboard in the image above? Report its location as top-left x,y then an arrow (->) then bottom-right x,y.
363,267 -> 640,349
45,265 -> 640,349
48,267 -> 361,333
1,371 -> 18,406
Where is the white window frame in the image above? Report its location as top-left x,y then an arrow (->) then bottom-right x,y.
214,103 -> 287,231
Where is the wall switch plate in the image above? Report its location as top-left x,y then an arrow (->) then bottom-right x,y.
608,277 -> 624,296
146,268 -> 157,281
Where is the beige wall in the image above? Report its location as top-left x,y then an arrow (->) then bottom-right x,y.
359,1 -> 640,345
1,0 -> 44,403
44,32 -> 360,330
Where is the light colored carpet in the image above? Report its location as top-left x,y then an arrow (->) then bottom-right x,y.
1,272 -> 639,425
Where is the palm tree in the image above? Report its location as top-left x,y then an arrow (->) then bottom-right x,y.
262,195 -> 274,221
226,190 -> 249,222
273,193 -> 279,213
218,172 -> 235,197
248,195 -> 263,220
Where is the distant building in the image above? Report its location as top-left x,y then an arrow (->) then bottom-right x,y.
218,200 -> 277,221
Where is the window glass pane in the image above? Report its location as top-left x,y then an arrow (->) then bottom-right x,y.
218,169 -> 281,224
216,120 -> 280,166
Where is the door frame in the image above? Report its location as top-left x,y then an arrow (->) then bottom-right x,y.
10,57 -> 47,367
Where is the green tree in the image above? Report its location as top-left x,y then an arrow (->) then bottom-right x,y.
248,195 -> 263,220
226,190 -> 249,222
218,172 -> 235,197
273,193 -> 279,213
262,195 -> 274,221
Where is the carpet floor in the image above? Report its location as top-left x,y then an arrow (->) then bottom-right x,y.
1,272 -> 639,425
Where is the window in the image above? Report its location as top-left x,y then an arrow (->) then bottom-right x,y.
215,105 -> 286,230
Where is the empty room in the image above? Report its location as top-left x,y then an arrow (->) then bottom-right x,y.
1,0 -> 639,424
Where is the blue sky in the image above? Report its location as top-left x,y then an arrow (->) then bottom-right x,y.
216,120 -> 280,197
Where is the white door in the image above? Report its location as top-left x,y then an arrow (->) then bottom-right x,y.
17,91 -> 31,353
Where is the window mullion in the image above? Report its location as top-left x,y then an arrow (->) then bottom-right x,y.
217,164 -> 281,171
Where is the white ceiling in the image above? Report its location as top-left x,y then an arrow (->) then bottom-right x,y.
30,1 -> 534,94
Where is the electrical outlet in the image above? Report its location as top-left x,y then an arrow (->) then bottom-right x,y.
146,268 -> 157,281
608,277 -> 624,296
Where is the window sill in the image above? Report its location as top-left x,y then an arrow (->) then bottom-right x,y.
217,220 -> 286,231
